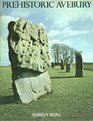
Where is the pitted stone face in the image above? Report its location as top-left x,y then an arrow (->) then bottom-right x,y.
8,19 -> 50,72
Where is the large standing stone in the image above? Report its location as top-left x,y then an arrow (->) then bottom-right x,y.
8,19 -> 51,103
75,51 -> 83,77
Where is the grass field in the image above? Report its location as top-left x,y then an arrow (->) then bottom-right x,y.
0,66 -> 93,121
83,63 -> 93,71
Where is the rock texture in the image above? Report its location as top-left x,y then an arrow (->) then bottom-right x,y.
8,19 -> 51,103
8,19 -> 50,72
15,71 -> 51,103
75,51 -> 83,77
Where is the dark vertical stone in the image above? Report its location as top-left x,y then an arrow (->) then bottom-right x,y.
75,51 -> 83,77
61,59 -> 64,69
66,63 -> 70,72
51,62 -> 54,68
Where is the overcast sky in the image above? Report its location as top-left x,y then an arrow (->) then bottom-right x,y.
0,0 -> 93,66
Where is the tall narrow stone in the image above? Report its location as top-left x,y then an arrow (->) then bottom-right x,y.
60,59 -> 64,70
75,51 -> 83,77
8,19 -> 51,103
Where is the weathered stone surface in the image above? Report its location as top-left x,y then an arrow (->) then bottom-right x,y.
8,19 -> 50,72
15,71 -> 51,103
8,19 -> 51,103
75,51 -> 83,77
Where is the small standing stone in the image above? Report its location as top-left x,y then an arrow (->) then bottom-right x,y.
51,62 -> 54,68
60,59 -> 64,70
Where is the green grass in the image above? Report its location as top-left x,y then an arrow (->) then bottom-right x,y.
0,66 -> 93,121
83,63 -> 93,71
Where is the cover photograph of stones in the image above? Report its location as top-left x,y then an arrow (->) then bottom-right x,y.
0,0 -> 93,121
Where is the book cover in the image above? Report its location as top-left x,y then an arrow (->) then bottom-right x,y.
0,0 -> 93,121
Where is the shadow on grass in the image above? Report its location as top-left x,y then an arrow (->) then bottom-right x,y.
50,76 -> 75,79
58,71 -> 68,73
0,95 -> 14,105
52,68 -> 62,70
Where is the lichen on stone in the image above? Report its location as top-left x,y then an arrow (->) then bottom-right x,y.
8,19 -> 50,72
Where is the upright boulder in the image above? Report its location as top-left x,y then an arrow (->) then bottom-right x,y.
75,51 -> 83,77
8,19 -> 51,103
60,59 -> 64,70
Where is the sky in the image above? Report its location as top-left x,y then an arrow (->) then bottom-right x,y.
0,0 -> 93,66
